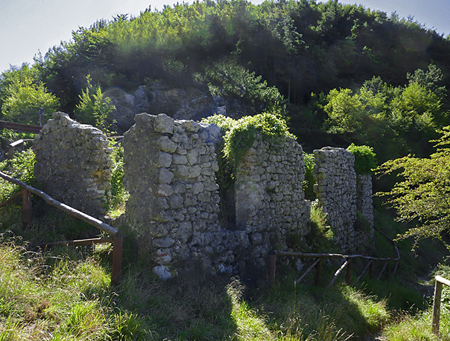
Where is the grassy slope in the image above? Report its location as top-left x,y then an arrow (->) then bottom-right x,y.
1,201 -> 450,340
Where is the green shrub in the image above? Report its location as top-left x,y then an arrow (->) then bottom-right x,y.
0,149 -> 36,202
301,202 -> 338,252
204,113 -> 294,168
347,143 -> 377,175
107,143 -> 128,217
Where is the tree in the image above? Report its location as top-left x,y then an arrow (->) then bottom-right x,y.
195,59 -> 286,116
1,65 -> 60,125
377,126 -> 450,247
74,75 -> 114,132
324,88 -> 365,133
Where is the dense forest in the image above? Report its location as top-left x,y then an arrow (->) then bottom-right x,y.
2,0 -> 450,163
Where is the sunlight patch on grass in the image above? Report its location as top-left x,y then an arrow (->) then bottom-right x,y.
227,279 -> 274,340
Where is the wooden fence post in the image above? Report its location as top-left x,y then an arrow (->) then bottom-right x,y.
22,189 -> 32,229
432,278 -> 443,335
432,276 -> 450,335
111,235 -> 123,286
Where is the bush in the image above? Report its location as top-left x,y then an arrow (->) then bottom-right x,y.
303,152 -> 316,200
107,143 -> 128,216
0,149 -> 36,202
204,113 -> 294,168
347,143 -> 377,175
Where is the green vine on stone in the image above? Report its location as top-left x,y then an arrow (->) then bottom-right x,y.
347,143 -> 377,175
203,113 -> 295,168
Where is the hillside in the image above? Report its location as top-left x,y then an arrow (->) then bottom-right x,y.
3,2 -> 450,338
1,0 -> 450,161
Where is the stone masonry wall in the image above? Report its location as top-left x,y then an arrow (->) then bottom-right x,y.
123,113 -> 228,271
33,112 -> 112,217
235,137 -> 310,267
123,114 -> 313,274
313,147 -> 358,253
32,113 -> 376,277
356,174 -> 375,243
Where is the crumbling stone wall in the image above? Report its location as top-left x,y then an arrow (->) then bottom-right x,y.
32,112 -> 376,277
313,147 -> 358,252
235,137 -> 310,266
356,174 -> 375,243
357,174 -> 374,227
33,112 -> 112,217
123,113 -> 228,271
123,114 -> 312,274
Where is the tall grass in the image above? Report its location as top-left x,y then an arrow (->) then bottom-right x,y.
0,236 -> 152,340
0,232 -> 393,340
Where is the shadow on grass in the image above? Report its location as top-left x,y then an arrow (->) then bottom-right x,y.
0,204 -> 445,340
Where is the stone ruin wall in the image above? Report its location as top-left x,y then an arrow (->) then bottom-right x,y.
356,174 -> 375,244
122,113 -> 233,273
235,137 -> 311,267
32,112 -> 375,277
313,147 -> 374,252
33,112 -> 112,217
121,113 -> 311,274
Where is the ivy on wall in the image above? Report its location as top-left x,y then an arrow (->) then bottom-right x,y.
203,113 -> 295,169
347,143 -> 377,175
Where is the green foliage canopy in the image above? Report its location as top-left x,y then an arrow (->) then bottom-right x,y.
0,65 -> 59,125
194,59 -> 286,116
322,65 -> 448,160
377,126 -> 450,246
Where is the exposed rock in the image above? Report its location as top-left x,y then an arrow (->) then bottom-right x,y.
104,82 -> 247,134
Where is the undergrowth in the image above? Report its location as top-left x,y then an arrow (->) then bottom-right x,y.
107,143 -> 128,217
0,234 -> 151,340
1,202 -> 450,340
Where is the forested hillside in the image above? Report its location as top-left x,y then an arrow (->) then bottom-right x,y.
2,0 -> 450,161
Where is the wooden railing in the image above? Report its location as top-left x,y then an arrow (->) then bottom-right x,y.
0,121 -> 42,134
268,229 -> 400,287
5,139 -> 33,159
432,275 -> 450,335
0,170 -> 123,286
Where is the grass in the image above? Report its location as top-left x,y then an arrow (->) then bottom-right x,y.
0,234 -> 152,340
1,178 -> 450,339
0,225 -> 394,340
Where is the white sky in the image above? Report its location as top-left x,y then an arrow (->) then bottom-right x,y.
1,0 -> 449,74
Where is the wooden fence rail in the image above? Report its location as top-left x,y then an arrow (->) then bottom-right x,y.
432,275 -> 450,335
0,170 -> 122,285
0,121 -> 42,133
269,232 -> 400,288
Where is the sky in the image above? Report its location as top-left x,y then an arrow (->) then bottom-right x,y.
1,0 -> 450,74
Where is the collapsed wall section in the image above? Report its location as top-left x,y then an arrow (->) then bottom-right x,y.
313,147 -> 357,252
123,113 -> 227,270
235,137 -> 311,267
33,112 -> 112,217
